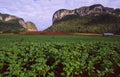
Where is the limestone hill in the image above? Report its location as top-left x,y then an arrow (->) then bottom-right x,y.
0,13 -> 37,34
45,4 -> 120,34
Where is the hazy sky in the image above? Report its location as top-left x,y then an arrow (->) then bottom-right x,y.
0,0 -> 120,31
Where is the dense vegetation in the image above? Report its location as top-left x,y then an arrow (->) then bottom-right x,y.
0,35 -> 120,77
0,20 -> 25,33
0,41 -> 120,77
45,14 -> 120,34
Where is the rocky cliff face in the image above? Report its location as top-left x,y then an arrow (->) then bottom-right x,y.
0,13 -> 37,33
53,9 -> 75,22
53,4 -> 120,23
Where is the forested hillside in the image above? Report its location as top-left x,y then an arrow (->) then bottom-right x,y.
45,14 -> 120,34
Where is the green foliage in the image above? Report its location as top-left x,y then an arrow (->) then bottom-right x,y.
0,35 -> 120,48
0,20 -> 26,33
0,41 -> 120,77
45,14 -> 120,34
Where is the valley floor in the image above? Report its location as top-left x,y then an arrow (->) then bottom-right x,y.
0,35 -> 120,77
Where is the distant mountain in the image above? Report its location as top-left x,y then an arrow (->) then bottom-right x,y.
52,4 -> 120,23
45,4 -> 120,34
0,13 -> 37,33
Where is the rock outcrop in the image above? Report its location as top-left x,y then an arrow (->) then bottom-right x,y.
0,13 -> 37,33
53,9 -> 75,22
53,4 -> 120,23
45,4 -> 120,34
25,22 -> 37,31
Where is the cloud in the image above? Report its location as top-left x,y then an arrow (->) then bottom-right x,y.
0,0 -> 120,31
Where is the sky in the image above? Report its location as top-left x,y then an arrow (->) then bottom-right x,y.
0,0 -> 120,31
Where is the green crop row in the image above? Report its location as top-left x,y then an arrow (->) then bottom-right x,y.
0,41 -> 120,77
